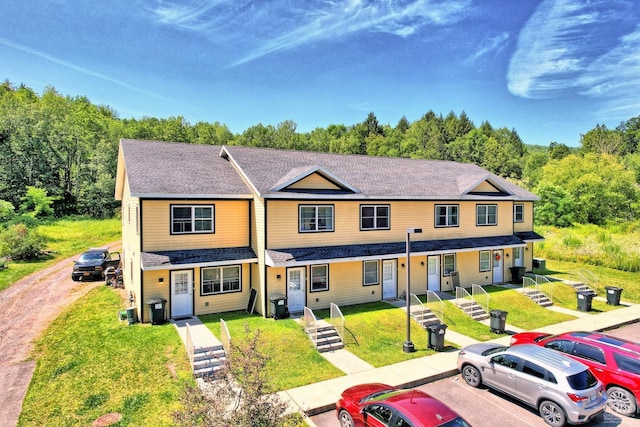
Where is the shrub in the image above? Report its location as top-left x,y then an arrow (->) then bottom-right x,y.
0,223 -> 47,260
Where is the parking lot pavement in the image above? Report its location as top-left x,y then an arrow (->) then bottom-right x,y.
309,322 -> 640,427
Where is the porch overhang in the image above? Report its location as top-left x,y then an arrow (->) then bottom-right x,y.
265,234 -> 530,267
514,231 -> 545,242
141,247 -> 257,271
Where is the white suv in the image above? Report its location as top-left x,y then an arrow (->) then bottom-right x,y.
457,343 -> 607,426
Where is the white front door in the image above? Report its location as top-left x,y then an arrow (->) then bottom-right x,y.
514,247 -> 524,267
427,256 -> 440,292
287,267 -> 305,313
171,270 -> 193,318
492,251 -> 503,284
382,260 -> 397,299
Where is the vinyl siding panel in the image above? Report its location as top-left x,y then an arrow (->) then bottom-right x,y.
121,175 -> 143,320
514,202 -> 534,232
141,270 -> 170,323
253,196 -> 267,315
267,200 -> 516,249
193,264 -> 251,315
288,174 -> 341,190
141,200 -> 249,251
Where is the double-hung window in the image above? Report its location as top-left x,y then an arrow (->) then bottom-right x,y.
435,205 -> 458,227
201,266 -> 240,295
443,254 -> 456,275
311,264 -> 328,292
299,205 -> 334,232
514,204 -> 524,222
360,205 -> 390,230
476,204 -> 497,226
172,205 -> 214,234
363,260 -> 379,286
479,251 -> 491,272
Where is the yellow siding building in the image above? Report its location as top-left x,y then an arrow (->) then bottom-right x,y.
115,140 -> 543,322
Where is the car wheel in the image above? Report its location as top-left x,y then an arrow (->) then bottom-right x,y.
338,409 -> 354,427
539,400 -> 566,427
608,386 -> 637,416
461,364 -> 482,388
71,275 -> 80,282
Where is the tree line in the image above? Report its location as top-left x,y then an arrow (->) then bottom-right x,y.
1,80 -> 639,229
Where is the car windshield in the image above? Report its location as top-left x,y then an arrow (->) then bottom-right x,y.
78,252 -> 104,262
440,416 -> 472,427
567,369 -> 598,390
482,346 -> 506,356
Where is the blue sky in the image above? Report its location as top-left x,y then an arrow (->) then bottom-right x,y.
1,0 -> 639,147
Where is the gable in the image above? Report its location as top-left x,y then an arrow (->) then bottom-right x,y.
472,180 -> 502,193
286,173 -> 342,190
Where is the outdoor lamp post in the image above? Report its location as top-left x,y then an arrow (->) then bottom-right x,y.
403,227 -> 423,353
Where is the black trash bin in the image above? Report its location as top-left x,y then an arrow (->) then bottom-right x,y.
125,306 -> 137,325
576,291 -> 595,312
605,286 -> 623,306
146,298 -> 167,325
427,323 -> 447,351
509,267 -> 526,284
489,310 -> 508,334
269,295 -> 290,320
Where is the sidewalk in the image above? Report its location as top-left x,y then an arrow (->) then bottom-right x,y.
279,301 -> 640,419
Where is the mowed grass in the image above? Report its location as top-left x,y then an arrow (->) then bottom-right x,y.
200,311 -> 344,391
20,286 -> 192,427
0,217 -> 121,292
437,300 -> 500,341
541,281 -> 619,313
316,302 -> 449,367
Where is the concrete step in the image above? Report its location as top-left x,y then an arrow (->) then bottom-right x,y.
317,341 -> 345,352
192,348 -> 227,378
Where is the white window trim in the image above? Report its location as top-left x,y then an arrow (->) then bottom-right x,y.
476,204 -> 497,226
299,205 -> 334,232
171,205 -> 214,234
443,254 -> 456,275
479,250 -> 491,272
201,265 -> 241,295
363,260 -> 379,286
514,204 -> 524,223
435,204 -> 459,227
310,264 -> 329,292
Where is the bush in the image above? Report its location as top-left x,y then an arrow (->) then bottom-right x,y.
0,223 -> 47,260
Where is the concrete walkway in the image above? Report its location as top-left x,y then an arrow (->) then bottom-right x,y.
279,301 -> 640,420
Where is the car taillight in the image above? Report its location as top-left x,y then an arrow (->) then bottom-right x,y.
567,393 -> 589,402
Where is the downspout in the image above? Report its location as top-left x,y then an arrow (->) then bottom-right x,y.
139,199 -> 145,323
263,199 -> 269,318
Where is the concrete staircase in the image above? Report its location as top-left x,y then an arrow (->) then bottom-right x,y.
192,343 -> 227,378
566,281 -> 594,293
314,322 -> 344,353
456,300 -> 489,321
411,307 -> 442,328
524,289 -> 553,307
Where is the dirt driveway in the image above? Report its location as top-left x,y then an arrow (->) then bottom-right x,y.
0,243 -> 120,427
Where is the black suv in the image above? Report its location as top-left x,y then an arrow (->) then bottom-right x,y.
71,248 -> 120,281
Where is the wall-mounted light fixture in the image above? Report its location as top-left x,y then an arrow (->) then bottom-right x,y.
421,261 -> 425,266
505,253 -> 510,257
158,277 -> 164,283
276,274 -> 281,280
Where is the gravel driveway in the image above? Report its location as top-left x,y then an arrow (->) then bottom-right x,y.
0,243 -> 119,427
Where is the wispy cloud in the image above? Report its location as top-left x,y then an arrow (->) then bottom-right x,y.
0,36 -> 179,104
507,0 -> 640,119
465,32 -> 510,66
149,0 -> 471,66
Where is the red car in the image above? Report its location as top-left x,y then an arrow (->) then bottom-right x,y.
511,331 -> 640,417
336,383 -> 471,427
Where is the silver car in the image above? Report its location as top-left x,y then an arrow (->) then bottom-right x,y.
457,343 -> 607,427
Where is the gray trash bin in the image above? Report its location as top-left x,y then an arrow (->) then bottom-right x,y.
509,267 -> 526,284
605,287 -> 623,306
146,298 -> 167,324
427,323 -> 447,351
489,310 -> 508,334
576,291 -> 595,312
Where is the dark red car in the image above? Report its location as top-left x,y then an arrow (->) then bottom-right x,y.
336,383 -> 471,427
511,331 -> 640,417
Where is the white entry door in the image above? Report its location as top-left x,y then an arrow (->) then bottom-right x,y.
171,270 -> 193,318
427,256 -> 440,292
382,260 -> 397,299
492,251 -> 503,284
287,267 -> 305,313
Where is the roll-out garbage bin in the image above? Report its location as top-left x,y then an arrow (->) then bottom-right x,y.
576,291 -> 595,312
605,286 -> 623,306
269,295 -> 290,320
489,310 -> 508,334
427,323 -> 447,351
509,267 -> 526,284
146,298 -> 167,325
125,306 -> 137,325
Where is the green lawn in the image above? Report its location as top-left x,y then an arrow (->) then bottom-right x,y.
20,286 -> 192,427
315,302 -> 448,367
0,217 -> 121,292
200,311 -> 344,390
